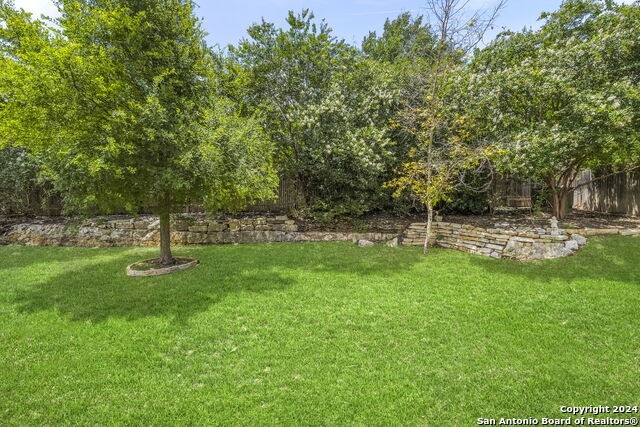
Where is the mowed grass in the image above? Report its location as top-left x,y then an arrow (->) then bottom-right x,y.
0,238 -> 639,425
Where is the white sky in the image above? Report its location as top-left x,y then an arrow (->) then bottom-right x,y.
14,0 -> 59,18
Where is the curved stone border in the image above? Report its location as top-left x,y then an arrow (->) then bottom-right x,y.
402,222 -> 590,261
126,257 -> 199,277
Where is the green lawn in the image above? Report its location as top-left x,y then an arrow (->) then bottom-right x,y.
1,238 -> 639,425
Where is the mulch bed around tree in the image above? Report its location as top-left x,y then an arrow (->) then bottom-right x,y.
128,257 -> 193,271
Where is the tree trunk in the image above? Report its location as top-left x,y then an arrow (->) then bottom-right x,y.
551,189 -> 569,220
423,205 -> 433,255
159,200 -> 173,265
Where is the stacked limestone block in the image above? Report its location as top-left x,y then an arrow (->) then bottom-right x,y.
402,221 -> 590,261
170,215 -> 298,245
0,215 -> 299,247
402,223 -> 435,247
3,215 -> 637,253
566,228 -> 640,237
0,215 -> 399,248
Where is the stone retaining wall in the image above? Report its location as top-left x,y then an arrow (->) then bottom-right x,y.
2,215 -> 638,261
565,228 -> 640,237
403,221 -> 640,261
0,215 -> 398,248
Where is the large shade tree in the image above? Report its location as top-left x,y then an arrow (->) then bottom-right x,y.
220,10 -> 400,218
362,12 -> 438,63
467,0 -> 640,218
0,0 -> 277,265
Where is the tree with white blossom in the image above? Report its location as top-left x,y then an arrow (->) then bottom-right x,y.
220,10 -> 400,218
467,0 -> 640,218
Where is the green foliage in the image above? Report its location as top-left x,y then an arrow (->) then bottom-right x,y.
466,0 -> 640,216
0,146 -> 40,215
386,116 -> 495,214
531,182 -> 550,217
350,217 -> 369,233
220,10 -> 401,217
308,198 -> 372,224
191,98 -> 278,213
2,1 -> 638,221
442,176 -> 491,215
362,12 -> 437,63
0,0 -> 276,216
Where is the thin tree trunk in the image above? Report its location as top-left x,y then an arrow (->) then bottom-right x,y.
423,205 -> 433,255
159,198 -> 173,265
420,22 -> 442,257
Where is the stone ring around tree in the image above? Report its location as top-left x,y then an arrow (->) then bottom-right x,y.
126,257 -> 200,277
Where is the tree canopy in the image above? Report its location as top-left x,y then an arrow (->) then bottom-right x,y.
466,0 -> 640,217
362,12 -> 438,64
221,10 -> 401,219
1,0 -> 638,228
0,0 -> 277,263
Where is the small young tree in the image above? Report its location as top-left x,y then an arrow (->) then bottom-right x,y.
0,0 -> 277,265
386,0 -> 505,254
386,115 -> 494,253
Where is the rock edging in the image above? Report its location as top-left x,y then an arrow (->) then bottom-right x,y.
0,215 -> 398,248
402,220 -> 639,261
1,215 -> 637,261
126,257 -> 200,277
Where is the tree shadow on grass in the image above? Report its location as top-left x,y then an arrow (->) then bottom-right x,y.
467,236 -> 640,286
9,242 -> 425,323
0,245 -> 109,269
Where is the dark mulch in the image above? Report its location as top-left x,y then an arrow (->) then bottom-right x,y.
295,210 -> 640,232
294,214 -> 421,233
443,210 -> 640,229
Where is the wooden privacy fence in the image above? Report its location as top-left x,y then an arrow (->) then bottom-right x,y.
3,178 -> 303,217
573,169 -> 640,216
242,178 -> 304,213
491,176 -> 532,209
7,172 -> 638,217
0,185 -> 63,217
182,177 -> 304,214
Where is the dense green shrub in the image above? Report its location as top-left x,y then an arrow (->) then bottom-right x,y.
0,147 -> 43,215
219,10 -> 403,218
